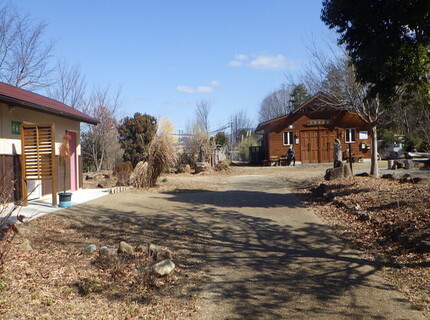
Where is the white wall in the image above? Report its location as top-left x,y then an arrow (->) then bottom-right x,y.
0,102 -> 81,155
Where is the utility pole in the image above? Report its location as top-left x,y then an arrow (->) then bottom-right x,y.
235,114 -> 238,148
230,118 -> 234,161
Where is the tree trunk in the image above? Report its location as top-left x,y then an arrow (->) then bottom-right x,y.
370,125 -> 379,177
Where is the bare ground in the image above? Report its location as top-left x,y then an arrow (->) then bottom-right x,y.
1,162 -> 429,319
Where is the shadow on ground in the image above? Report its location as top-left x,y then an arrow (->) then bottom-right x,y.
53,187 -> 419,320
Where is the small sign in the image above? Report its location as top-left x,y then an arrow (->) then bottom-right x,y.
11,121 -> 21,135
295,138 -> 299,144
359,131 -> 368,140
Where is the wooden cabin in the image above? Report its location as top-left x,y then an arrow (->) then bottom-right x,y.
255,92 -> 372,164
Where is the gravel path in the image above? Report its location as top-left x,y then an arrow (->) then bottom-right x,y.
76,165 -> 427,319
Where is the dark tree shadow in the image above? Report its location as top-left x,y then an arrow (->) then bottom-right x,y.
47,187 -> 422,320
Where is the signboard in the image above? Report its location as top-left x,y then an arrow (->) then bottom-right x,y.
359,131 -> 368,140
11,121 -> 21,135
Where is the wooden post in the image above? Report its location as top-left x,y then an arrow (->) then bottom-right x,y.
348,144 -> 353,175
51,124 -> 57,207
20,123 -> 28,206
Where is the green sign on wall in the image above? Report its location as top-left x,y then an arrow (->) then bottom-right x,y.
11,121 -> 22,135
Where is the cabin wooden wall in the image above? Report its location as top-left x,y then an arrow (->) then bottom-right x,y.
265,112 -> 372,163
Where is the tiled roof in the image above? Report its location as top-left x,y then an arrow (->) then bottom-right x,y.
0,82 -> 98,125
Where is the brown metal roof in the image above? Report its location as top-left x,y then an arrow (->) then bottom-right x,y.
255,91 -> 341,132
0,82 -> 98,125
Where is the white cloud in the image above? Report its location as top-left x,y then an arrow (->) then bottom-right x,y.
235,54 -> 248,60
229,53 -> 295,70
249,54 -> 287,70
196,86 -> 213,93
176,85 -> 196,93
176,80 -> 220,94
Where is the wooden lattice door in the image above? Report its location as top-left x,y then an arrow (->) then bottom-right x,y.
21,123 -> 57,206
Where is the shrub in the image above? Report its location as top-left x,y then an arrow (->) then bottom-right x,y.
134,119 -> 178,188
214,161 -> 229,171
114,161 -> 133,186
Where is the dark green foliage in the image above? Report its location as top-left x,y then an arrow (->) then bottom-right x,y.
117,113 -> 157,167
214,132 -> 228,146
379,92 -> 430,152
403,135 -> 421,152
378,128 -> 397,150
321,0 -> 430,99
290,84 -> 310,108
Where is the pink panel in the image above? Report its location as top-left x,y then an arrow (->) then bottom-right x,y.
68,131 -> 78,191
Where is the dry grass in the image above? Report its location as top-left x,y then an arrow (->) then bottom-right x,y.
135,119 -> 178,188
0,212 -> 204,320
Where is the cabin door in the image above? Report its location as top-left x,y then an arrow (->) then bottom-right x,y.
300,130 -> 319,163
319,130 -> 337,163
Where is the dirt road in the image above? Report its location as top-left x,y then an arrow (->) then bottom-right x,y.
73,168 -> 426,319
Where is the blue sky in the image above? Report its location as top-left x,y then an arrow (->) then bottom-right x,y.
17,0 -> 332,133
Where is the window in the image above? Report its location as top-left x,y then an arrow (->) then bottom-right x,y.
283,131 -> 294,145
345,128 -> 356,143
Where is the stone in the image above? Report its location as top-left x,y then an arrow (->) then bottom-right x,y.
398,234 -> 417,249
381,174 -> 394,180
177,164 -> 191,174
97,183 -> 104,188
156,250 -> 173,262
83,244 -> 97,254
148,243 -> 173,261
103,174 -> 110,179
399,174 -> 412,183
354,210 -> 370,221
323,192 -> 335,202
411,177 -> 422,184
343,164 -> 351,177
195,162 -> 210,174
325,167 -> 344,180
404,160 -> 413,170
416,241 -> 430,253
118,241 -> 134,255
153,259 -> 175,276
355,172 -> 370,177
85,175 -> 93,180
312,183 -> 328,197
99,246 -> 117,255
135,244 -> 147,252
20,239 -> 33,250
394,160 -> 403,169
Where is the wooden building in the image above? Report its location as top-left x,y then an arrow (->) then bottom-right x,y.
255,92 -> 372,164
0,82 -> 98,203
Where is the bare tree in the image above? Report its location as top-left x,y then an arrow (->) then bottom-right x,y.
0,3 -> 54,90
195,100 -> 212,133
258,84 -> 293,122
81,85 -> 122,171
46,59 -> 87,109
232,109 -> 254,146
303,39 -> 383,176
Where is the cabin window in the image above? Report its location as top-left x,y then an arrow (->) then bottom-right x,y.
283,131 -> 294,145
345,128 -> 356,143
